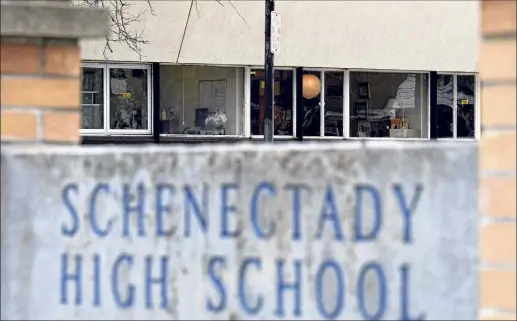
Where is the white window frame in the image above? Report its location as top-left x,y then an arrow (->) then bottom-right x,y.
436,72 -> 479,140
323,69 -> 347,139
249,67 -> 296,139
80,62 -> 152,136
343,70 -> 351,138
80,63 -> 107,135
244,66 -> 251,136
347,69 -> 431,141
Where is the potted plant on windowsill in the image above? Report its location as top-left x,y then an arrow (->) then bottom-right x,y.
204,110 -> 227,135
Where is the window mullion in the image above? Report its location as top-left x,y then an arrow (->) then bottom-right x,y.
343,70 -> 350,138
320,70 -> 325,137
453,74 -> 458,139
292,68 -> 296,137
104,65 -> 109,133
475,74 -> 481,139
244,67 -> 251,137
148,66 -> 152,134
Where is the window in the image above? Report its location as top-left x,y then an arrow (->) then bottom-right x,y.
250,69 -> 293,136
109,68 -> 149,130
81,67 -> 104,130
436,74 -> 454,138
457,75 -> 476,138
349,72 -> 429,139
323,71 -> 344,137
301,70 -> 345,137
302,70 -> 322,136
436,74 -> 477,139
437,74 -> 479,138
249,69 -> 345,137
243,68 -> 477,141
159,65 -> 244,136
80,64 -> 152,135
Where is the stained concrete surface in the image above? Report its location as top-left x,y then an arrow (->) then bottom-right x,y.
0,142 -> 478,320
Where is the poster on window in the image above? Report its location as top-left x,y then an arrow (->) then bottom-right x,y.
395,74 -> 416,109
111,78 -> 127,95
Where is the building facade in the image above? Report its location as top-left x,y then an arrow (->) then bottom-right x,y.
79,0 -> 480,144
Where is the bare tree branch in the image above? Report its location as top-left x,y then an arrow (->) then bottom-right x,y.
225,0 -> 251,30
75,0 -> 155,60
76,0 -> 250,61
176,0 -> 195,63
175,0 -> 250,63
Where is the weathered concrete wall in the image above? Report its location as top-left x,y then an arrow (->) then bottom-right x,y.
1,142 -> 478,320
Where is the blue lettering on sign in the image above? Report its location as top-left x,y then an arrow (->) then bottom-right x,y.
357,262 -> 387,320
59,181 -> 426,319
112,254 -> 135,308
206,255 -> 226,312
315,260 -> 344,319
155,183 -> 174,237
90,184 -> 112,237
238,257 -> 263,314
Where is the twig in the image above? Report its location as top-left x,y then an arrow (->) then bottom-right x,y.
176,0 -> 195,63
226,0 -> 251,30
75,0 -> 155,60
76,0 -> 250,59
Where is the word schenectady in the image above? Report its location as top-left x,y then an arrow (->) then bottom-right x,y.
60,181 -> 425,320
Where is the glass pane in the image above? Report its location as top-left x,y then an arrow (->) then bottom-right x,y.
302,71 -> 321,136
158,66 -> 242,135
250,69 -> 293,136
324,71 -> 344,136
457,75 -> 476,138
82,93 -> 93,104
81,105 -> 104,130
349,72 -> 428,138
109,68 -> 148,130
436,74 -> 454,138
80,67 -> 104,130
94,93 -> 103,105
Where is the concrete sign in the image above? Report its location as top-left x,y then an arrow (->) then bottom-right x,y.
1,142 -> 478,320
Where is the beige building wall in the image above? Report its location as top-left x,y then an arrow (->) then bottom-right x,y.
478,1 -> 516,320
81,0 -> 479,72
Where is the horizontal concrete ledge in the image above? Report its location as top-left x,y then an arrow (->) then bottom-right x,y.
0,141 -> 478,157
0,2 -> 109,39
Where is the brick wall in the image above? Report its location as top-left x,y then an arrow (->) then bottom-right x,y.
479,1 -> 516,320
1,38 -> 81,144
0,1 -> 107,145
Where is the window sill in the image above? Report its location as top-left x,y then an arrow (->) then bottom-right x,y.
81,135 -> 154,145
81,133 -> 477,145
159,134 -> 247,144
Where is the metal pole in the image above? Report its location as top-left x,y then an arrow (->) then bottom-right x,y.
263,0 -> 275,143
